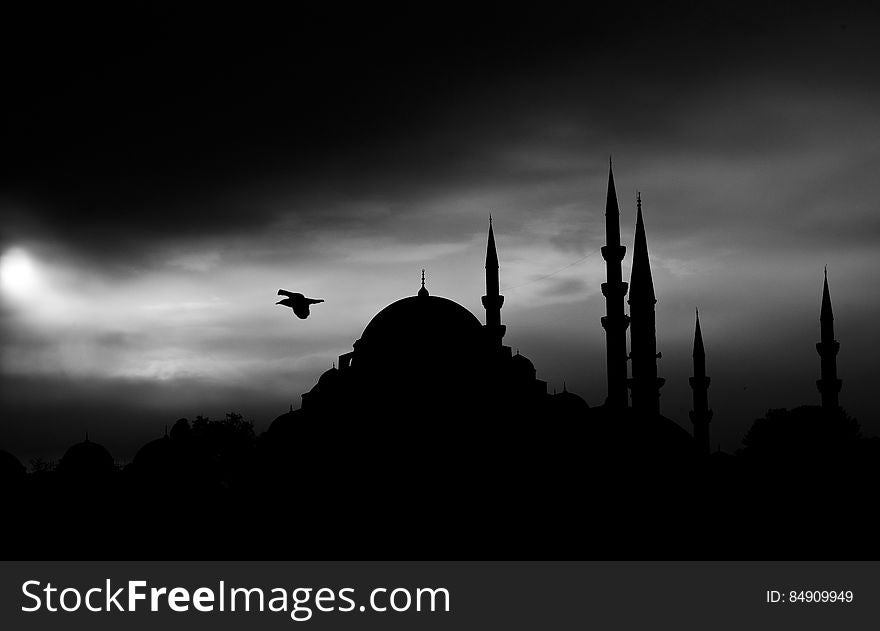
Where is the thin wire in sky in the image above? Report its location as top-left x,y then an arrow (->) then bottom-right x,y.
501,248 -> 601,292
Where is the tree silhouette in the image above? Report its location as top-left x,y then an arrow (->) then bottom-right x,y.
739,405 -> 861,463
190,412 -> 256,488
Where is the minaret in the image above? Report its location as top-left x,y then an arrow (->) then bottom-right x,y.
689,309 -> 712,455
627,193 -> 665,416
600,160 -> 630,410
816,267 -> 841,410
481,216 -> 506,349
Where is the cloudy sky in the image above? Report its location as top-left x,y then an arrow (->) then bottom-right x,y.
2,2 -> 879,461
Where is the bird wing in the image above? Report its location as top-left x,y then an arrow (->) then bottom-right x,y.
293,304 -> 310,319
277,289 -> 303,299
305,298 -> 325,304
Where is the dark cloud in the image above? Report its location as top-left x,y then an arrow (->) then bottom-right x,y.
4,2 -> 877,258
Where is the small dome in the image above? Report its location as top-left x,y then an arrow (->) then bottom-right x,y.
131,434 -> 198,482
133,435 -> 175,468
169,418 -> 193,442
304,366 -> 341,407
552,388 -> 590,414
509,351 -> 537,379
317,366 -> 339,387
267,408 -> 305,436
510,351 -> 534,369
58,438 -> 114,478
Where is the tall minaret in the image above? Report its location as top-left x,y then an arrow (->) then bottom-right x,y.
689,309 -> 712,455
816,267 -> 841,410
482,216 -> 506,349
628,193 -> 665,416
600,160 -> 630,410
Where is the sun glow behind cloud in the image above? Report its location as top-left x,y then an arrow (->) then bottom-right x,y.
0,247 -> 41,301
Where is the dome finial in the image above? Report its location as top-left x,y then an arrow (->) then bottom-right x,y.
418,269 -> 429,297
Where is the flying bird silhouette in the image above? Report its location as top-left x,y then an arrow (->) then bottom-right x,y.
276,290 -> 324,319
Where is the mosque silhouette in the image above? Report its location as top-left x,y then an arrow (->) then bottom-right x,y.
2,163 -> 873,561
264,160 -> 834,462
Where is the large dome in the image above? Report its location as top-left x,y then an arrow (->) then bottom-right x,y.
359,293 -> 483,348
346,289 -> 490,413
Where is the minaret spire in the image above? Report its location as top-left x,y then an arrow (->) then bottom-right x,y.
628,193 -> 665,416
600,160 -> 630,410
482,216 -> 506,348
816,267 -> 841,410
689,309 -> 712,455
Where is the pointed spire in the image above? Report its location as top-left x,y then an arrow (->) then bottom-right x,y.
628,192 -> 664,415
689,308 -> 712,455
482,216 -> 506,347
630,193 -> 655,303
693,308 -> 705,359
821,266 -> 833,323
486,215 -> 499,270
605,160 -> 621,246
817,267 -> 841,410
